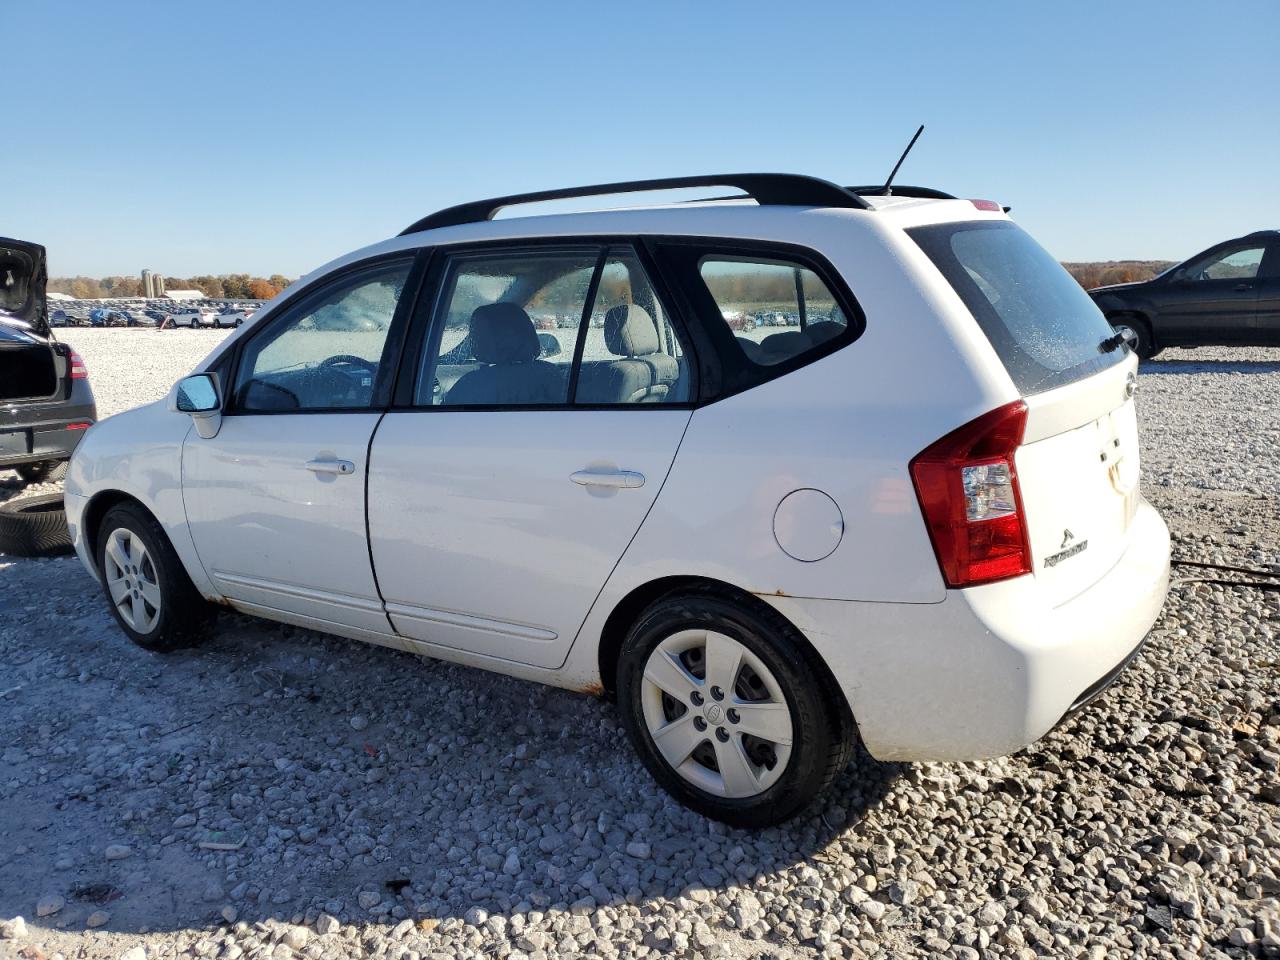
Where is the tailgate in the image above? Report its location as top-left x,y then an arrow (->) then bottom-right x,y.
1015,360 -> 1141,606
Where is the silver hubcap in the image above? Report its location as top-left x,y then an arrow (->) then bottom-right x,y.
104,528 -> 161,633
640,629 -> 794,799
1114,324 -> 1139,349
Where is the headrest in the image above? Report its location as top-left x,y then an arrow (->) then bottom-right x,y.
604,304 -> 660,357
805,320 -> 844,345
469,302 -> 539,363
760,331 -> 809,356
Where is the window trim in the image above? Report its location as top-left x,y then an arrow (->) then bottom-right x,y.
390,237 -> 700,412
644,236 -> 866,404
222,250 -> 428,417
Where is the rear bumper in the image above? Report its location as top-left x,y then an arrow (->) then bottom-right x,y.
0,405 -> 97,467
762,496 -> 1170,761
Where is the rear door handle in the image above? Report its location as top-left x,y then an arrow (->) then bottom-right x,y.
570,469 -> 645,489
306,459 -> 355,475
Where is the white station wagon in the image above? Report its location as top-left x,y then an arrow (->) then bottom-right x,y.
66,174 -> 1170,825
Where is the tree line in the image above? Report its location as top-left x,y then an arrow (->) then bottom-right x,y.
47,261 -> 1179,304
1061,261 -> 1176,290
48,274 -> 294,301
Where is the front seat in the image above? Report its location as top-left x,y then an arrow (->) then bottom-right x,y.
444,302 -> 565,405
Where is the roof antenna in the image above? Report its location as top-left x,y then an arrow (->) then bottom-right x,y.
881,124 -> 924,197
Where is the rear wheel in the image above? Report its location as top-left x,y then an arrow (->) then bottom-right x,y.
1110,314 -> 1158,359
96,503 -> 211,651
617,587 -> 854,827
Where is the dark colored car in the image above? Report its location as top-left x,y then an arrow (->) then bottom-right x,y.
1089,230 -> 1280,358
1,237 -> 98,483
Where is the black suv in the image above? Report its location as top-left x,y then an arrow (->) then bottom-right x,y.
1089,230 -> 1280,358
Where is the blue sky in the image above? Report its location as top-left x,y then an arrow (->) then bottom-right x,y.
7,0 -> 1278,277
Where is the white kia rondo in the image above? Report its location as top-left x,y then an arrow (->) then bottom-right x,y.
65,175 -> 1170,826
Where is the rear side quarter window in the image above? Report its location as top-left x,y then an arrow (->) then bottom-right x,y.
650,240 -> 863,402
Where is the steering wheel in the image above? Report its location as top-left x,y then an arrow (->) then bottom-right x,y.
319,354 -> 377,374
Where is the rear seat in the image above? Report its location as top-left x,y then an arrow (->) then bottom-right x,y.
576,304 -> 678,404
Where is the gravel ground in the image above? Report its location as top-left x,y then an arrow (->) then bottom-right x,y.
1,336 -> 1278,960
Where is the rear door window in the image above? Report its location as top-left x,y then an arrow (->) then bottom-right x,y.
909,221 -> 1125,394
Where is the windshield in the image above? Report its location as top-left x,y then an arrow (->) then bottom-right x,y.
909,220 -> 1125,394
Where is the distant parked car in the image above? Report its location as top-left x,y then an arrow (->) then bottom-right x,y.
1090,229 -> 1280,358
169,308 -> 216,328
117,310 -> 156,327
212,306 -> 251,328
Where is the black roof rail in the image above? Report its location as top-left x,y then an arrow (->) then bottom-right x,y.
846,185 -> 958,200
399,173 -> 872,235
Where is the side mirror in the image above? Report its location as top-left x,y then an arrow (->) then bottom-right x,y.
169,373 -> 223,439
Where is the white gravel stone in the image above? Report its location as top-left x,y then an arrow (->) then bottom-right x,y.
315,913 -> 340,935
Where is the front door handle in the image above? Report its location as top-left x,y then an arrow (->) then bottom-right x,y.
1234,283 -> 1253,292
570,469 -> 645,489
306,459 -> 355,475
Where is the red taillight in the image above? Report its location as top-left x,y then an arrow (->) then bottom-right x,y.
969,199 -> 1003,212
910,401 -> 1031,588
70,350 -> 88,379
66,422 -> 91,430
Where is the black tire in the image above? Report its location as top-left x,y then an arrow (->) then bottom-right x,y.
617,586 -> 854,827
1110,314 -> 1159,360
96,502 -> 211,651
0,493 -> 73,557
15,460 -> 69,485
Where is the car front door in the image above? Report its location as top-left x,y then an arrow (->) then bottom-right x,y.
367,244 -> 694,669
182,254 -> 420,639
1156,243 -> 1264,344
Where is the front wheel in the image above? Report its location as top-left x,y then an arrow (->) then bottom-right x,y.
617,587 -> 854,827
96,503 -> 211,651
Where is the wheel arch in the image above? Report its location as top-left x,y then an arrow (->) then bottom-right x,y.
81,489 -> 150,572
595,575 -> 854,725
1104,308 -> 1156,344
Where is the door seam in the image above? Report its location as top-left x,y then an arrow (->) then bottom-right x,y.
553,409 -> 697,671
364,408 -> 399,636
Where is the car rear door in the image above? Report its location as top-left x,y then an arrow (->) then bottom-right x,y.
1254,240 -> 1280,345
367,243 -> 693,669
181,253 -> 421,638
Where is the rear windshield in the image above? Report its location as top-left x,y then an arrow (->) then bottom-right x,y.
909,220 -> 1124,394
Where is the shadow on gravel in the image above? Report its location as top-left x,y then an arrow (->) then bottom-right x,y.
0,565 -> 904,940
1140,358 -> 1280,375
